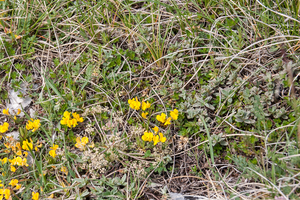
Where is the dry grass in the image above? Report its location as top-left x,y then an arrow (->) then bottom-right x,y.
0,0 -> 300,199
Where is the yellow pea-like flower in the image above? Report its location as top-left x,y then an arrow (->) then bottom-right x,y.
152,126 -> 159,134
170,109 -> 179,120
10,165 -> 16,172
15,184 -> 21,190
142,101 -> 151,110
2,108 -> 9,115
164,117 -> 172,126
141,131 -> 153,142
9,179 -> 18,187
72,112 -> 84,123
81,137 -> 89,145
17,109 -> 21,115
32,192 -> 39,200
141,112 -> 148,119
128,97 -> 141,110
159,133 -> 167,143
22,140 -> 33,151
26,119 -> 40,132
50,144 -> 58,151
49,150 -> 56,158
4,189 -> 10,199
0,122 -> 9,133
153,135 -> 160,146
156,113 -> 166,123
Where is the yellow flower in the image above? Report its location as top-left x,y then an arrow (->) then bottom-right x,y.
26,119 -> 40,132
159,132 -> 167,143
15,157 -> 23,166
14,116 -> 17,120
9,158 -> 16,165
128,97 -> 141,110
156,113 -> 166,123
9,179 -> 18,187
61,111 -> 83,128
9,156 -> 28,167
21,158 -> 28,167
50,144 -> 58,151
0,122 -> 9,133
16,150 -> 22,156
66,118 -> 73,127
60,117 -> 69,126
75,137 -> 88,150
170,109 -> 179,120
81,137 -> 89,145
141,131 -> 153,142
22,140 -> 33,151
15,184 -> 21,190
63,111 -> 71,118
10,165 -> 16,172
4,189 -> 10,200
164,117 -> 172,126
2,108 -> 9,115
23,151 -> 28,157
17,109 -> 21,115
35,143 -> 42,152
75,137 -> 82,149
142,101 -> 151,110
16,142 -> 21,150
65,118 -> 76,128
32,192 -> 39,200
1,157 -> 7,164
152,126 -> 159,134
61,166 -> 68,175
49,150 -> 56,158
153,135 -> 159,146
32,119 -> 41,132
72,112 -> 84,123
141,112 -> 148,119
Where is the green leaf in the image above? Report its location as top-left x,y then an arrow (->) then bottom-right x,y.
144,150 -> 151,158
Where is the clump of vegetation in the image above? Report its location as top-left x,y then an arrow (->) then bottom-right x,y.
0,0 -> 300,199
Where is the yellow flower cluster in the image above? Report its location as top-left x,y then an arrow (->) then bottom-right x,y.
0,122 -> 9,133
0,183 -> 10,200
2,137 -> 40,173
75,136 -> 89,151
2,108 -> 21,120
128,97 -> 141,110
49,144 -> 58,158
9,179 -> 21,190
156,109 -> 178,125
8,156 -> 29,172
4,137 -> 41,156
26,119 -> 41,132
142,101 -> 151,111
4,139 -> 22,155
128,97 -> 151,119
60,111 -> 84,128
22,140 -> 33,151
0,109 -> 41,200
141,126 -> 166,146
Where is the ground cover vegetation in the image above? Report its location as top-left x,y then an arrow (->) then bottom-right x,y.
0,0 -> 300,199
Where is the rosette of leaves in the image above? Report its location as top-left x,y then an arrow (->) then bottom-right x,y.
179,94 -> 215,119
234,108 -> 255,124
